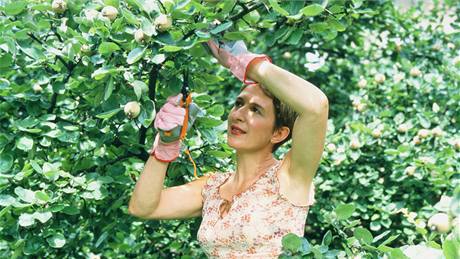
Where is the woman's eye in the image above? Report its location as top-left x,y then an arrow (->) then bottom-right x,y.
251,107 -> 260,113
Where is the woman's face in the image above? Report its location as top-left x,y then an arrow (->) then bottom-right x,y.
227,84 -> 277,152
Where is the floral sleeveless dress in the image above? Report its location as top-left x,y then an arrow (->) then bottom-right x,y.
198,159 -> 316,258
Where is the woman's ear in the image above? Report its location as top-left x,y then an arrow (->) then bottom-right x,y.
271,126 -> 290,145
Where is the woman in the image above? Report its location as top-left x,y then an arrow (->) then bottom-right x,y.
128,40 -> 329,258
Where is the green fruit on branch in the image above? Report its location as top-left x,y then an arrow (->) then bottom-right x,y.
374,73 -> 385,84
326,143 -> 336,152
80,44 -> 91,54
428,213 -> 451,233
124,101 -> 141,119
52,0 -> 67,14
417,129 -> 430,138
282,52 -> 292,59
410,67 -> 422,77
32,84 -> 43,93
102,6 -> 118,21
134,29 -> 149,43
357,78 -> 367,88
154,14 -> 172,32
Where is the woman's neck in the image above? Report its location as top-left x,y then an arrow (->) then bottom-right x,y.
232,152 -> 278,188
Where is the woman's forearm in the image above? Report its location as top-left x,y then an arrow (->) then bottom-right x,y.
247,60 -> 328,115
128,155 -> 169,217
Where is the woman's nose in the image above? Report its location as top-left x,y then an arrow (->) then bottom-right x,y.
231,107 -> 246,122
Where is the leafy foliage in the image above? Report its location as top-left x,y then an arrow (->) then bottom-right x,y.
0,0 -> 458,258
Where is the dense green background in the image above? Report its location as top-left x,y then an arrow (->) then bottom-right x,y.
0,0 -> 458,258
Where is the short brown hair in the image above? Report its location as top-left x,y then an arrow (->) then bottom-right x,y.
241,84 -> 299,153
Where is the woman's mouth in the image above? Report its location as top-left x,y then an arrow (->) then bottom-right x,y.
230,126 -> 246,135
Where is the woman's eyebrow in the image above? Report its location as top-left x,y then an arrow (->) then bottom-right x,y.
236,96 -> 265,111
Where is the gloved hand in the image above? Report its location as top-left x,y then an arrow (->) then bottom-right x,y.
206,39 -> 272,85
150,93 -> 202,162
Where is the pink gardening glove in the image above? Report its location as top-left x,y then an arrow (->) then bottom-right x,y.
149,94 -> 186,163
206,40 -> 272,85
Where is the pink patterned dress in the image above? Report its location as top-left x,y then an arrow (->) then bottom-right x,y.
198,159 -> 315,258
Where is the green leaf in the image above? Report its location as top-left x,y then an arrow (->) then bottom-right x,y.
301,4 -> 324,17
443,239 -> 459,259
210,21 -> 233,34
335,203 -> 356,220
322,230 -> 332,246
0,153 -> 13,173
286,28 -> 303,45
0,53 -> 13,68
138,100 -> 156,128
354,227 -> 373,245
98,42 -> 120,56
268,0 -> 289,16
282,233 -> 302,253
0,195 -> 16,206
35,191 -> 50,202
62,205 -> 80,215
34,211 -> 52,223
328,18 -> 347,32
141,17 -> 156,36
207,104 -> 225,117
309,22 -> 329,33
121,7 -> 139,25
151,54 -> 166,64
162,45 -> 183,52
95,108 -> 122,119
104,77 -> 114,101
47,233 -> 66,248
15,187 -> 36,203
127,47 -> 145,64
5,1 -> 27,16
224,31 -> 251,41
91,66 -> 118,80
17,136 -> 34,151
131,80 -> 147,100
195,30 -> 210,39
19,213 -> 35,227
207,150 -> 231,158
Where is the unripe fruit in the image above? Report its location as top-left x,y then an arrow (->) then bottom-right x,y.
454,139 -> 460,150
85,9 -> 99,22
124,101 -> 141,119
357,78 -> 367,88
431,127 -> 443,137
410,67 -> 422,77
350,139 -> 361,149
134,29 -> 149,43
412,136 -> 421,145
432,43 -> 442,50
356,103 -> 366,112
397,124 -> 409,133
405,166 -> 416,176
33,84 -> 43,93
394,73 -> 404,83
80,44 -> 91,54
417,129 -> 430,138
372,128 -> 382,138
282,52 -> 292,59
52,0 -> 67,14
428,213 -> 451,233
326,143 -> 336,152
374,73 -> 385,84
154,14 -> 172,32
432,102 -> 440,113
102,6 -> 118,21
